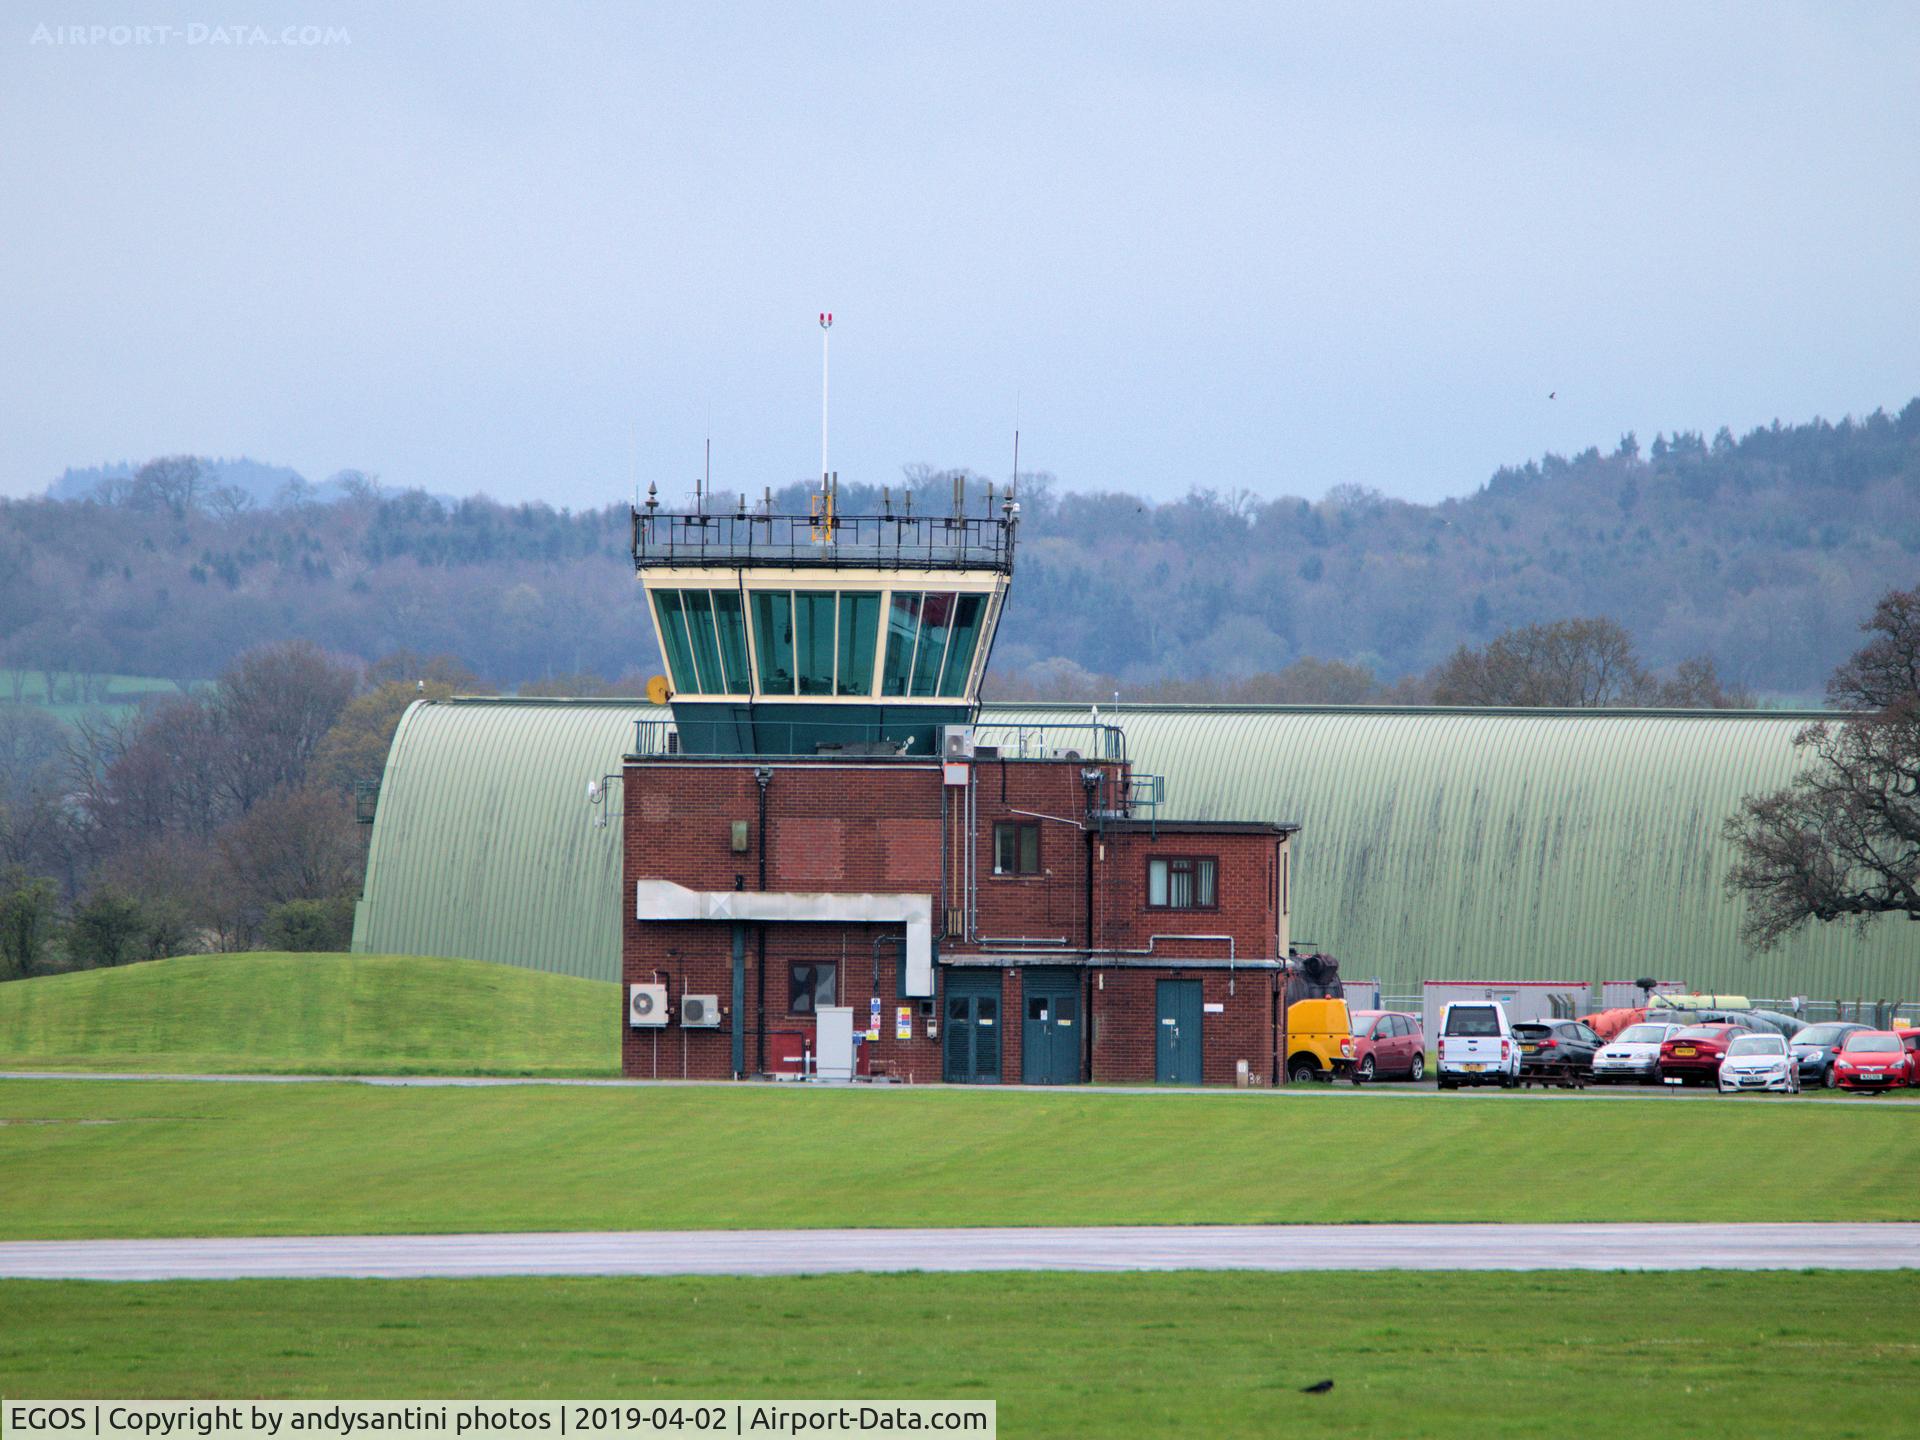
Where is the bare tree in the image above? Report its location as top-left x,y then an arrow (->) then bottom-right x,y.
218,784 -> 362,908
1656,656 -> 1756,709
1430,618 -> 1652,707
1725,586 -> 1920,947
128,456 -> 203,517
203,484 -> 255,521
212,642 -> 358,814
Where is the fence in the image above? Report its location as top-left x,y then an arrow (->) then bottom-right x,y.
1374,990 -> 1918,1029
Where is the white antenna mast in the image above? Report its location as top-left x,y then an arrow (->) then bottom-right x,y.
818,311 -> 833,488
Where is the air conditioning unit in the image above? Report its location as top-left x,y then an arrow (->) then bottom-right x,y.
628,983 -> 667,1028
940,725 -> 975,760
681,994 -> 722,1028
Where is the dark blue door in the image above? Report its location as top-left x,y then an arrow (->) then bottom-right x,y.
943,974 -> 1001,1083
1021,970 -> 1082,1084
1156,980 -> 1203,1085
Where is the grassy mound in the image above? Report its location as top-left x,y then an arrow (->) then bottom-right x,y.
0,953 -> 619,1076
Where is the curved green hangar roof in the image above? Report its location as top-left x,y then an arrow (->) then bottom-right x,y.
354,698 -> 1916,1001
351,699 -> 636,980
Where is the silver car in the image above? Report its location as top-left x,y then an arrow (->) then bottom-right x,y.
1718,1032 -> 1800,1094
1591,1022 -> 1684,1084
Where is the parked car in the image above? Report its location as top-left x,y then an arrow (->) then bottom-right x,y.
1789,1022 -> 1872,1087
1513,1019 -> 1603,1083
1436,1000 -> 1518,1089
1285,997 -> 1355,1083
1349,1009 -> 1426,1081
1591,1022 -> 1684,1084
1717,1032 -> 1799,1094
1832,1031 -> 1914,1092
1899,1028 -> 1920,1079
1658,1023 -> 1750,1086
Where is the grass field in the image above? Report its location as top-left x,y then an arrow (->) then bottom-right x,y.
2,1078 -> 1914,1239
0,954 -> 619,1076
3,1271 -> 1915,1435
0,668 -> 191,724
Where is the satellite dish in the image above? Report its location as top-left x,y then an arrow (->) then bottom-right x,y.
645,675 -> 671,706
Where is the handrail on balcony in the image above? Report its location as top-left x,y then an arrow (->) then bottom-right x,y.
631,507 -> 1017,573
630,716 -> 1127,762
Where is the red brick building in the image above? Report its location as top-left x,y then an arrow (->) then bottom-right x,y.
621,489 -> 1298,1084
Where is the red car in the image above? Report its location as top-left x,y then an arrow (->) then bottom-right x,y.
1832,1031 -> 1913,1092
1899,1028 -> 1920,1077
1349,1009 -> 1426,1082
1657,1023 -> 1750,1086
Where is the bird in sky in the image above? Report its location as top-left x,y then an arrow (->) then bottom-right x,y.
1300,1380 -> 1335,1395
1549,391 -> 1557,400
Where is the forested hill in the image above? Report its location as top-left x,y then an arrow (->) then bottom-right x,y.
5,403 -> 1918,697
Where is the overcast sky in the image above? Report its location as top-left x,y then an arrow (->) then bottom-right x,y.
3,1 -> 1917,508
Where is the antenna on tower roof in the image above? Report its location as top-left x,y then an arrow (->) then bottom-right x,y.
818,311 -> 833,492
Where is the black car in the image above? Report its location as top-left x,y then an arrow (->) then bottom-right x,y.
1513,1020 -> 1604,1083
1789,1022 -> 1872,1087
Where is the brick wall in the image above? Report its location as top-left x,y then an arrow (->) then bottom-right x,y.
621,754 -> 1288,1083
1088,967 -> 1281,1085
1093,831 -> 1285,960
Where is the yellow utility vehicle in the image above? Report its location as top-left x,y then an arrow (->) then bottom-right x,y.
1285,997 -> 1356,1084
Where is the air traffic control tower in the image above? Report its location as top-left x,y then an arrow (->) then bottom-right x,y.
630,479 -> 1017,756
622,475 -> 1297,1086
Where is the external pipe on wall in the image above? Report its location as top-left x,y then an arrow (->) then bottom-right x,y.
755,766 -> 771,1076
651,968 -> 669,1081
1080,767 -> 1098,1082
1083,826 -> 1096,1083
1005,808 -> 1085,830
941,956 -> 1279,970
731,923 -> 747,1079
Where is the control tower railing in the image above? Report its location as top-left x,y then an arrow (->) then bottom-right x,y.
633,716 -> 1126,762
631,505 -> 1016,573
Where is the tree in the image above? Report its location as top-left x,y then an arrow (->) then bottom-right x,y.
1725,586 -> 1920,948
218,784 -> 362,909
262,897 -> 355,952
361,651 -> 486,691
1656,656 -> 1755,710
518,671 -> 631,698
65,890 -> 149,969
213,641 -> 358,814
127,456 -> 203,517
1430,618 -> 1652,707
0,868 -> 59,979
100,835 -> 252,953
312,678 -> 460,793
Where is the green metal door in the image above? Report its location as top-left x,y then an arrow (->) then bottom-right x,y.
1021,969 -> 1082,1085
1156,979 -> 1203,1085
943,972 -> 1002,1083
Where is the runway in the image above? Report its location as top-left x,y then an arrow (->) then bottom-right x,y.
2,1223 -> 1914,1280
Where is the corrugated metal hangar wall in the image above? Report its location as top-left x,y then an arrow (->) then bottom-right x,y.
353,699 -> 1917,1003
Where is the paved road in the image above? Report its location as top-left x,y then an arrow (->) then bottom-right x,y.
5,1069 -> 1917,1104
2,1224 -> 1914,1280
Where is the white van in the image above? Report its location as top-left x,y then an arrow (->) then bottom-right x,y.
1436,1000 -> 1519,1089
